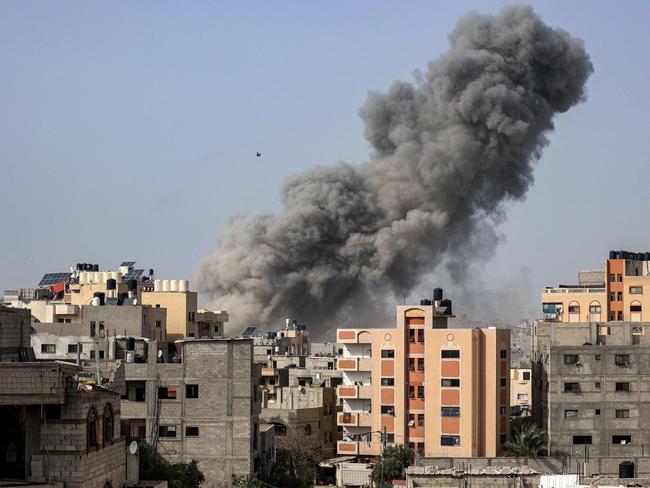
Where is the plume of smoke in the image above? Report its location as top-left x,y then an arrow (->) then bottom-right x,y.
197,5 -> 593,334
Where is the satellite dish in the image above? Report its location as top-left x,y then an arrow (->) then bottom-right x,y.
129,441 -> 138,455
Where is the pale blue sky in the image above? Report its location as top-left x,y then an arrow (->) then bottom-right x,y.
1,1 -> 649,320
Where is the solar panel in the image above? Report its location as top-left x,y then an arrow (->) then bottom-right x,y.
120,261 -> 136,267
38,272 -> 70,287
122,269 -> 144,281
242,326 -> 257,337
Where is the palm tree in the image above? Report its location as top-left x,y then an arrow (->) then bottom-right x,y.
504,422 -> 546,457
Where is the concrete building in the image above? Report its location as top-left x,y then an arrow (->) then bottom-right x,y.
533,251 -> 650,456
30,303 -> 167,361
260,386 -> 337,457
336,293 -> 510,458
120,337 -> 264,487
0,306 -> 33,362
510,368 -> 531,417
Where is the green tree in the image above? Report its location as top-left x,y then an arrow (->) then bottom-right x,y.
504,421 -> 547,457
371,444 -> 413,488
233,475 -> 267,488
268,448 -> 318,488
139,442 -> 205,488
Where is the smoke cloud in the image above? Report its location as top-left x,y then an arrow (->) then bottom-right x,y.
197,5 -> 593,334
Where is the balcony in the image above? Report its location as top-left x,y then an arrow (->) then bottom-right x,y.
54,304 -> 79,315
337,440 -> 379,456
337,329 -> 372,344
337,357 -> 372,371
337,384 -> 372,400
338,412 -> 372,427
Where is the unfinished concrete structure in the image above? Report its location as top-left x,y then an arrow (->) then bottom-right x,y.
0,306 -> 33,362
260,386 -> 337,457
120,338 -> 263,487
532,319 -> 650,456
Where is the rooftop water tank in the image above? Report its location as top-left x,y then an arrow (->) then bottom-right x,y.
154,280 -> 162,292
170,280 -> 178,292
179,280 -> 189,292
619,461 -> 634,479
433,288 -> 443,301
107,279 -> 117,291
162,280 -> 170,292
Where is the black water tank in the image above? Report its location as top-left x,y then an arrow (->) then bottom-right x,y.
92,264 -> 99,272
106,278 -> 117,290
149,269 -> 154,276
619,461 -> 634,478
609,250 -> 617,259
433,288 -> 443,301
420,299 -> 432,306
117,292 -> 128,305
85,263 -> 93,271
76,263 -> 83,270
441,298 -> 452,315
93,292 -> 105,305
128,279 -> 137,292
126,337 -> 135,351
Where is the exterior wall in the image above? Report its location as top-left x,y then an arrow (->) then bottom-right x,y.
336,304 -> 509,458
0,306 -> 31,361
541,289 -> 606,323
533,320 -> 650,456
510,368 -> 531,415
140,291 -> 197,340
121,339 -> 261,488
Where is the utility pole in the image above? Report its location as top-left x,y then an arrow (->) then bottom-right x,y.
379,426 -> 387,488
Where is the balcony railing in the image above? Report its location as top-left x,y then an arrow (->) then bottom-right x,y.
338,412 -> 372,427
337,384 -> 372,400
337,357 -> 372,371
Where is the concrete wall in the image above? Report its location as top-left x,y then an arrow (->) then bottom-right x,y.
0,306 -> 31,361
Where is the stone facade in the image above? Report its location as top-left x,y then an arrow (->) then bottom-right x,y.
120,338 -> 261,488
532,320 -> 650,456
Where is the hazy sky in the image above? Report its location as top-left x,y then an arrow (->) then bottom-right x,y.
1,1 -> 649,323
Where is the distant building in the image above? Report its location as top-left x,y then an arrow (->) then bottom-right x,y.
336,292 -> 510,458
510,367 -> 531,417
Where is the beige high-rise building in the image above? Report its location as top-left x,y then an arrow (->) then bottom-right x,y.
336,292 -> 510,458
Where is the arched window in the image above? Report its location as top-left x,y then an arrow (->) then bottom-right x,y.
103,404 -> 114,446
87,407 -> 99,451
568,301 -> 580,314
304,423 -> 312,436
630,301 -> 642,313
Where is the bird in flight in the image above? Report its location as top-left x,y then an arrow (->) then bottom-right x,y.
256,152 -> 262,157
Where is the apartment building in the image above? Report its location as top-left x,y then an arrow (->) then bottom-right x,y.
541,250 -> 650,324
336,292 -> 510,458
510,368 -> 531,417
120,337 -> 266,487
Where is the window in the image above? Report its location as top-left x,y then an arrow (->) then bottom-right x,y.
631,304 -> 642,312
441,350 -> 460,359
158,386 -> 177,400
158,426 -> 177,438
90,350 -> 105,359
441,435 -> 460,446
500,350 -> 507,359
67,344 -> 80,353
186,426 -> 199,437
517,393 -> 528,401
41,344 -> 56,354
616,382 -> 630,392
408,358 -> 415,371
381,405 -> 395,416
417,329 -> 425,343
615,354 -> 630,366
523,372 -> 531,381
417,358 -> 425,372
590,305 -> 602,313
381,349 -> 395,358
441,379 -> 460,387
186,384 -> 199,398
610,292 -> 616,302
304,424 -> 312,436
381,378 -> 395,386
617,291 -> 623,301
441,407 -> 460,417
135,387 -> 145,402
595,381 -> 601,390
613,435 -> 632,444
99,322 -> 105,338
618,274 -> 623,282
500,433 -> 507,444
565,409 -> 578,418
418,414 -> 425,427
90,321 -> 96,337
408,414 -> 415,427
409,329 -> 415,343
87,408 -> 99,450
418,386 -> 424,399
500,378 -> 507,387
573,435 -> 592,445
569,305 -> 580,313
609,311 -> 616,321
564,382 -> 580,392
618,311 -> 623,320
595,409 -> 600,415
595,354 -> 601,360
103,404 -> 114,446
274,424 -> 287,436
409,386 -> 415,399
609,274 -> 615,282
616,409 -> 630,418
188,312 -> 195,322
155,320 -> 162,328
630,286 -> 643,294
386,433 -> 395,443
500,406 -> 507,415
564,354 -> 579,365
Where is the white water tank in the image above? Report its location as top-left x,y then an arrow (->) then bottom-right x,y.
79,272 -> 86,284
179,280 -> 189,292
100,272 -> 108,283
92,272 -> 100,284
126,352 -> 135,363
154,280 -> 162,292
91,297 -> 101,306
162,280 -> 170,292
119,265 -> 130,275
170,280 -> 178,292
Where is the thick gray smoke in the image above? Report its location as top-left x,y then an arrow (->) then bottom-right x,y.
197,5 -> 593,334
